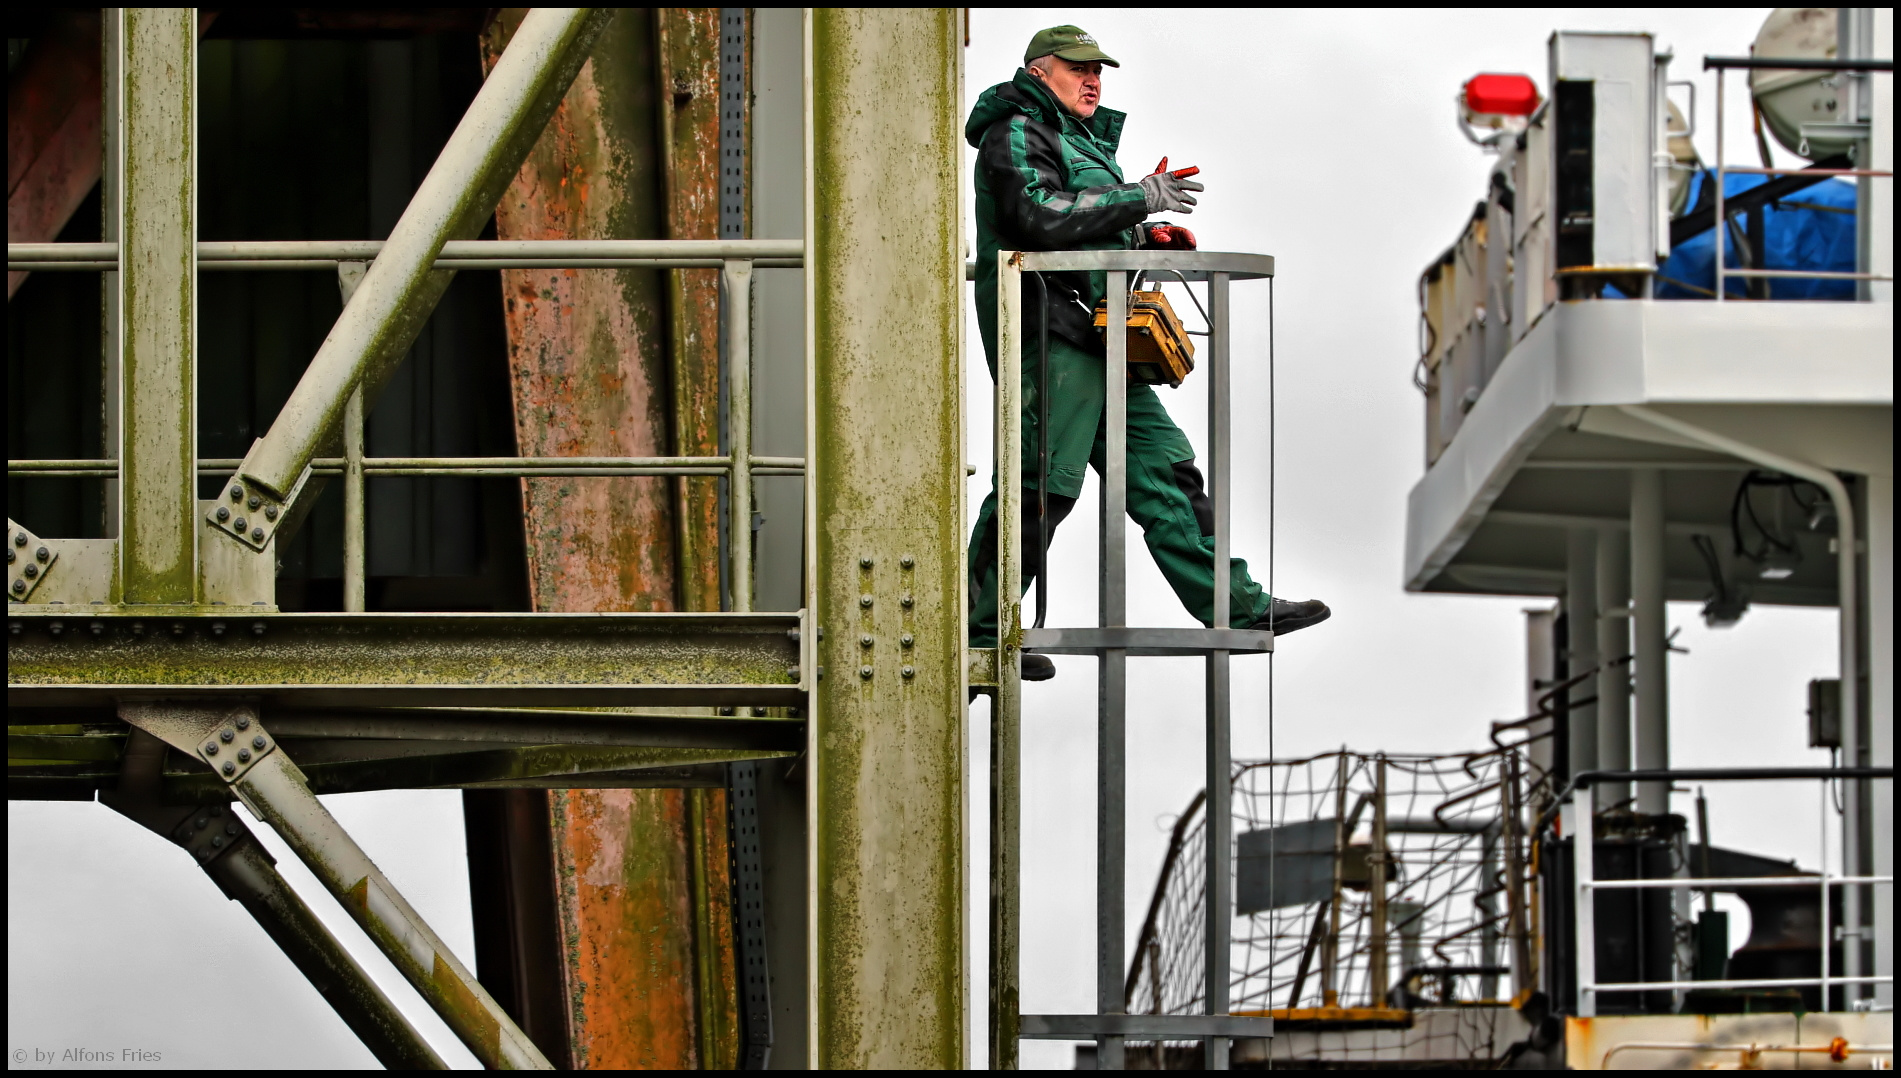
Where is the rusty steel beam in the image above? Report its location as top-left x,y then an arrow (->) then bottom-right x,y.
482,9 -> 742,1069
484,8 -> 680,616
658,7 -> 726,615
6,10 -> 102,300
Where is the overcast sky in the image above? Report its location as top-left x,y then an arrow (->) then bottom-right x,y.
9,8 -> 1843,1072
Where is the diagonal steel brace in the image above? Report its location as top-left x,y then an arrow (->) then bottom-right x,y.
121,702 -> 552,1069
213,8 -> 615,550
101,727 -> 446,1069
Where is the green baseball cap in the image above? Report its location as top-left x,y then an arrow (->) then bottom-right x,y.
1024,25 -> 1119,68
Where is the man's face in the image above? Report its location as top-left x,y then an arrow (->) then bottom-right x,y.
1034,59 -> 1103,119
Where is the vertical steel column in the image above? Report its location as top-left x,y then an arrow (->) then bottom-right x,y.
1202,272 -> 1233,1070
1572,784 -> 1598,1016
806,9 -> 966,1067
1714,72 -> 1727,304
115,7 -> 196,605
1566,529 -> 1600,779
1630,468 -> 1669,814
1369,758 -> 1390,1009
1098,272 -> 1129,1071
1502,754 -> 1533,998
992,253 -> 1025,1069
100,9 -> 122,539
1596,527 -> 1632,810
1321,755 -> 1348,1007
339,262 -> 368,613
724,259 -> 754,612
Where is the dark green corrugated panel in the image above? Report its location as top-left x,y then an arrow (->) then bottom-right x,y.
7,185 -> 105,540
6,33 -> 527,609
194,35 -> 525,608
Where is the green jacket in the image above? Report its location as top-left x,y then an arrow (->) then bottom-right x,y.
967,69 -> 1150,369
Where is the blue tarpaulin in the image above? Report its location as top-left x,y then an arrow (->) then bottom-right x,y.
1654,171 -> 1859,300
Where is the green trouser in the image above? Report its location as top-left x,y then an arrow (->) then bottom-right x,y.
967,335 -> 1271,647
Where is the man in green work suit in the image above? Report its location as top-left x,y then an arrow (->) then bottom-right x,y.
967,25 -> 1330,680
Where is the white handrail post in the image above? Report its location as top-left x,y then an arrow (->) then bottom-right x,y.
1574,782 -> 1597,1017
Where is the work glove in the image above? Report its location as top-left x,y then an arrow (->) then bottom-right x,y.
1141,222 -> 1198,250
1139,170 -> 1203,214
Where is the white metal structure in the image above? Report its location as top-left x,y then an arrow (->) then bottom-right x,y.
1408,12 -> 1894,1018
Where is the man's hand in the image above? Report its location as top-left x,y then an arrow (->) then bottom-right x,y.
1142,223 -> 1197,250
1139,170 -> 1203,214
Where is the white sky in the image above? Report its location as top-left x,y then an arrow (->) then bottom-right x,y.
8,7 -> 1846,1072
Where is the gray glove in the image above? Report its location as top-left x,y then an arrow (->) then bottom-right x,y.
1139,171 -> 1204,214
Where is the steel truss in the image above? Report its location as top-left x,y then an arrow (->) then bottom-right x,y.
7,9 -> 810,1069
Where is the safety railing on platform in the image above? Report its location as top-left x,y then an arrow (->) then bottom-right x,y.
1705,55 -> 1893,300
6,238 -> 802,615
1562,767 -> 1895,1017
989,249 -> 1278,1070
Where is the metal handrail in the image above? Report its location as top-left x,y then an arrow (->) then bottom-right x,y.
8,244 -> 800,616
1567,772 -> 1896,1016
992,248 -> 1276,1069
1707,57 -> 1893,300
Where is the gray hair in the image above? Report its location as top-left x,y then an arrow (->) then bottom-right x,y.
1025,53 -> 1059,79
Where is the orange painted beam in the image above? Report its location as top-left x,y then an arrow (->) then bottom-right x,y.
481,9 -> 738,1069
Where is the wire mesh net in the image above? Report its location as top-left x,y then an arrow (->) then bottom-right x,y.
1127,747 -> 1540,1065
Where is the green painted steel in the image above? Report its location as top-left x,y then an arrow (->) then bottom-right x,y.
991,252 -> 1025,1069
116,9 -> 197,605
807,8 -> 967,1068
6,611 -> 802,709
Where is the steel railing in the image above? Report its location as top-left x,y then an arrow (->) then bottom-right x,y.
1705,55 -> 1894,300
990,249 -> 1279,1070
1562,768 -> 1896,1017
6,238 -> 802,614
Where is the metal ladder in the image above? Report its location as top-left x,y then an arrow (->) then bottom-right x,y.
989,249 -> 1279,1069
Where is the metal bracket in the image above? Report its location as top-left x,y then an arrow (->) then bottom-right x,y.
119,701 -> 282,785
6,519 -> 58,601
204,464 -> 311,552
169,801 -> 248,865
194,711 -> 280,784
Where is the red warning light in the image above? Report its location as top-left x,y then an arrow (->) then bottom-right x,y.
1462,73 -> 1540,117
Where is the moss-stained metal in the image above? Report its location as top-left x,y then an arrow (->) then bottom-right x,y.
484,9 -> 741,1066
116,8 -> 197,605
807,8 -> 968,1067
688,785 -> 741,1068
656,8 -> 726,614
483,8 -> 679,614
116,701 -> 551,1069
6,611 -> 801,708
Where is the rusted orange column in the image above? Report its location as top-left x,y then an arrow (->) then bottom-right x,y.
656,8 -> 724,613
480,9 -> 737,1069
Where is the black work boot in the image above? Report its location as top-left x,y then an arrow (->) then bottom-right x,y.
1021,654 -> 1056,681
1250,598 -> 1331,636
